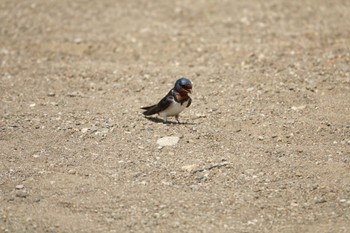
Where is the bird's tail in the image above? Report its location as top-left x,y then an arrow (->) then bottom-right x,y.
141,105 -> 158,115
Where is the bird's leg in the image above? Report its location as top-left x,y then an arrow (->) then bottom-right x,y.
162,116 -> 168,123
175,115 -> 180,124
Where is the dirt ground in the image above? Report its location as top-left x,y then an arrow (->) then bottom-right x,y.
1,0 -> 350,232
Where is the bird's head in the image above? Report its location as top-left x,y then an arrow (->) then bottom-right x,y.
174,77 -> 192,94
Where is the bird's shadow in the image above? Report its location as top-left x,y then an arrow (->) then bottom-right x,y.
144,116 -> 196,125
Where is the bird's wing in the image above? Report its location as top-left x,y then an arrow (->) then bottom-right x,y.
186,96 -> 192,108
157,91 -> 175,111
141,105 -> 155,110
142,90 -> 174,115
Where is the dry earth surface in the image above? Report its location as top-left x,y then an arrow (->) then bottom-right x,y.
1,0 -> 350,232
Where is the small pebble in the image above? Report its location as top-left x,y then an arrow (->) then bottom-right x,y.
16,190 -> 28,198
16,184 -> 24,189
247,219 -> 258,225
74,37 -> 82,44
190,184 -> 200,191
195,113 -> 206,118
314,198 -> 327,204
68,169 -> 76,175
90,126 -> 98,133
169,171 -> 177,176
67,91 -> 83,97
181,164 -> 198,172
291,105 -> 306,111
81,128 -> 89,133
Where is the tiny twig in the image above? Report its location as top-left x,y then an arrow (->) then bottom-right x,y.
192,161 -> 229,174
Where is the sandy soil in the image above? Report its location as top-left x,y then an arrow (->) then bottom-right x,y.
1,0 -> 350,232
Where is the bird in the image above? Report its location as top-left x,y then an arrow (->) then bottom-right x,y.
141,77 -> 192,123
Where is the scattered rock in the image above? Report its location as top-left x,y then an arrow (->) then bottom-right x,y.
172,221 -> 180,228
253,187 -> 262,192
169,171 -> 177,176
90,125 -> 98,133
73,37 -> 83,44
67,91 -> 83,97
16,190 -> 28,198
81,128 -> 89,133
68,169 -> 76,175
139,181 -> 147,185
295,171 -> 302,177
195,113 -> 207,118
16,184 -> 24,189
190,184 -> 200,191
157,136 -> 180,147
181,164 -> 198,172
314,197 -> 327,204
291,105 -> 306,111
290,201 -> 299,207
247,219 -> 258,225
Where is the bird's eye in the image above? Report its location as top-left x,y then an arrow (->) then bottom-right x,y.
183,84 -> 192,89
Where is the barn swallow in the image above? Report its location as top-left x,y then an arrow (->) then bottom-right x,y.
141,78 -> 192,123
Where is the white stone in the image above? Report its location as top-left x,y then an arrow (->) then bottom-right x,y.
181,164 -> 198,172
291,105 -> 306,111
81,128 -> 89,133
157,136 -> 180,147
16,184 -> 24,189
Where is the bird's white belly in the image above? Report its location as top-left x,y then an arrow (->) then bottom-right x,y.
159,100 -> 188,117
